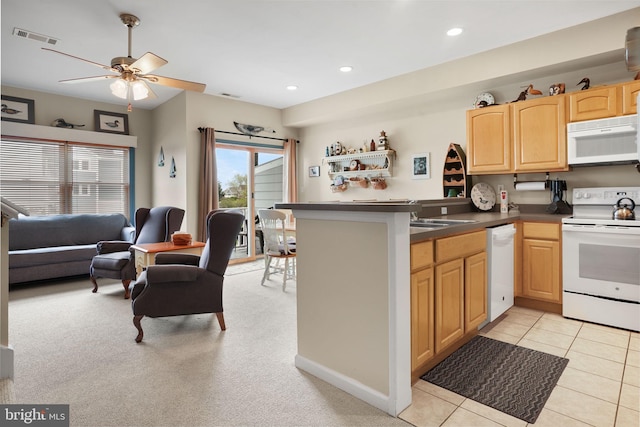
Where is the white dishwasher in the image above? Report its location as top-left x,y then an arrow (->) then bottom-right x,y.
480,223 -> 516,329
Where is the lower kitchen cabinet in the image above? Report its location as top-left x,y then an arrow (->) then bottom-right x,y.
521,222 -> 561,304
410,230 -> 487,380
435,258 -> 465,353
410,240 -> 435,372
411,266 -> 434,370
465,251 -> 488,331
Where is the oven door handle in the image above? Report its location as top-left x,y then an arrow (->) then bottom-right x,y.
562,224 -> 640,235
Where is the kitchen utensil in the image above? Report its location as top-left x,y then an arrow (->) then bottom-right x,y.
546,179 -> 572,214
613,197 -> 636,220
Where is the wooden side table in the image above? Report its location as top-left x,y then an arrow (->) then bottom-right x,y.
131,241 -> 206,276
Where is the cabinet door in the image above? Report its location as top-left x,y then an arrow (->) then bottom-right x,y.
465,251 -> 487,331
411,267 -> 434,370
435,258 -> 464,353
466,105 -> 512,174
522,238 -> 560,302
513,96 -> 568,172
622,81 -> 640,115
568,86 -> 618,121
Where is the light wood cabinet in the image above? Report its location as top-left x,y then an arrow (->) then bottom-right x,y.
521,222 -> 561,303
567,80 -> 640,121
465,251 -> 488,331
622,80 -> 640,115
434,230 -> 486,353
467,96 -> 567,174
568,86 -> 618,122
410,240 -> 434,372
512,95 -> 568,172
466,104 -> 511,174
435,258 -> 464,353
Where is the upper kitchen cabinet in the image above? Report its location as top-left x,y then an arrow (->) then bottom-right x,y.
622,80 -> 640,115
568,86 -> 618,121
568,80 -> 640,121
466,104 -> 511,174
512,95 -> 568,172
468,96 -> 568,175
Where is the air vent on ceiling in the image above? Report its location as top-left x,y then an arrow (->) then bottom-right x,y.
220,93 -> 240,99
12,27 -> 59,45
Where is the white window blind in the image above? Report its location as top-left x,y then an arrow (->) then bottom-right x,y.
1,138 -> 129,216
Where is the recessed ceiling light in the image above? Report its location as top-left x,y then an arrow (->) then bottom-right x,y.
286,85 -> 298,91
447,27 -> 463,36
339,66 -> 353,73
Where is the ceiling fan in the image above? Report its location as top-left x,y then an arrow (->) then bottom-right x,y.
43,13 -> 206,110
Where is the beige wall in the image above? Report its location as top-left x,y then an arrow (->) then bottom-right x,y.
287,9 -> 640,206
0,85 -> 154,214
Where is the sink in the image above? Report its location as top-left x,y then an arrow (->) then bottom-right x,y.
410,218 -> 478,227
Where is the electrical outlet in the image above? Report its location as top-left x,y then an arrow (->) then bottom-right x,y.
441,207 -> 448,215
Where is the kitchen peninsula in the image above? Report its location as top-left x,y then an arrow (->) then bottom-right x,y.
275,201 -> 415,416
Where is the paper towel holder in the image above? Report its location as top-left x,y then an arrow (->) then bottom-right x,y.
513,172 -> 549,189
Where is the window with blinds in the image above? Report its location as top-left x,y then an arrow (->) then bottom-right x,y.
0,138 -> 130,216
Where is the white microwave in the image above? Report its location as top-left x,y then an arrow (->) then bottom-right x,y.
567,115 -> 638,166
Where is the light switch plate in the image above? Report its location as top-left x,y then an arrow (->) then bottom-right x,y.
441,207 -> 448,215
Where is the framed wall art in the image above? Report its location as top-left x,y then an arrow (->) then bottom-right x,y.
94,110 -> 129,135
411,153 -> 430,180
1,95 -> 35,124
309,166 -> 320,177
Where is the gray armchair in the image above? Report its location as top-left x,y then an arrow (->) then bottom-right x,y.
129,209 -> 244,343
90,206 -> 185,299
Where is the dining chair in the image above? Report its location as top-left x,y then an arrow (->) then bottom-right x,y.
257,209 -> 296,291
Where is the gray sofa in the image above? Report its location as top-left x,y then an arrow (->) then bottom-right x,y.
8,213 -> 134,285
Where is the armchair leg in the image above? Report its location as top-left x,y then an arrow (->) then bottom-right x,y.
216,312 -> 226,331
133,315 -> 144,343
90,276 -> 98,293
122,280 -> 131,299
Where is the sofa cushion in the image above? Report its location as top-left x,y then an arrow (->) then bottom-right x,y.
9,244 -> 97,268
90,251 -> 131,270
9,213 -> 129,250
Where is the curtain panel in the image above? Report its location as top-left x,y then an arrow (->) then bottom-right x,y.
198,128 -> 218,242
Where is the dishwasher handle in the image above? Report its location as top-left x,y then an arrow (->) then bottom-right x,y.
491,227 -> 516,243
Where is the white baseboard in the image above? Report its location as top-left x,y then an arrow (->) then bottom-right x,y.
295,354 -> 396,416
0,346 -> 14,379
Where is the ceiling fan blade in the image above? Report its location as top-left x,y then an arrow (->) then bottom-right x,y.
129,52 -> 168,75
42,47 -> 116,72
59,75 -> 120,84
141,74 -> 206,92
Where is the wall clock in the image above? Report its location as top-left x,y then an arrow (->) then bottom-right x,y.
473,92 -> 495,108
470,183 -> 496,211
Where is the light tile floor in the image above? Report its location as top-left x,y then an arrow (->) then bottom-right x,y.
399,306 -> 640,427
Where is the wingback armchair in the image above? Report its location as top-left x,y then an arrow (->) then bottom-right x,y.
90,206 -> 185,299
129,209 -> 244,343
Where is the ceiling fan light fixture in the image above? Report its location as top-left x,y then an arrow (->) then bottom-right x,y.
110,79 -> 128,99
131,80 -> 149,100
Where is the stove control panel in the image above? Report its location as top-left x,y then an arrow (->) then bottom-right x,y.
573,187 -> 640,205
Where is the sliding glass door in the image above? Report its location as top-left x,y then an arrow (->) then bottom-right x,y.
216,144 -> 283,263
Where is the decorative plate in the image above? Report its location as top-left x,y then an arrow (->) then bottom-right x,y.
470,183 -> 496,211
474,92 -> 495,108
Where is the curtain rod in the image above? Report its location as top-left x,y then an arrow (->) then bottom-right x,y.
197,127 -> 298,143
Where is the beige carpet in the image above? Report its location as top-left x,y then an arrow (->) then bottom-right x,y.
8,267 -> 410,427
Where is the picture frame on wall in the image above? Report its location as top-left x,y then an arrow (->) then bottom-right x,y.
1,95 -> 35,124
308,166 -> 320,177
94,110 -> 129,135
412,153 -> 430,180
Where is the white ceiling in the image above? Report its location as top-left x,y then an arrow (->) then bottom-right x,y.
2,1 -> 639,110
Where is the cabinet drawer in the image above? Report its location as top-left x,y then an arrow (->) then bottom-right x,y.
435,230 -> 486,263
522,222 -> 560,240
411,240 -> 434,271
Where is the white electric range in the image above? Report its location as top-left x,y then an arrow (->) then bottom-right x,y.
561,187 -> 640,332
